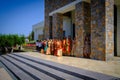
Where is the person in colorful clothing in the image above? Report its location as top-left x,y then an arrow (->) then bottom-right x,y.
56,39 -> 62,56
44,40 -> 48,54
71,38 -> 76,56
46,40 -> 50,55
38,40 -> 42,52
62,37 -> 66,56
41,40 -> 44,54
54,39 -> 57,56
51,39 -> 54,55
66,37 -> 72,56
36,40 -> 39,51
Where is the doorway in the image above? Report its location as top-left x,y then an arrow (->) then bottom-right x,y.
114,5 -> 117,56
73,23 -> 75,39
114,0 -> 120,57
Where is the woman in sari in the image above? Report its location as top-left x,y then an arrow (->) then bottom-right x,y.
71,38 -> 76,56
44,40 -> 48,54
51,39 -> 54,55
54,39 -> 57,56
41,40 -> 44,54
46,40 -> 51,55
62,37 -> 66,56
56,39 -> 62,56
66,37 -> 72,56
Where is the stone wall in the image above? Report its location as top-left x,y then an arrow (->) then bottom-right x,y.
52,13 -> 63,39
105,0 -> 114,60
74,2 -> 91,57
44,0 -> 114,61
91,0 -> 114,60
44,0 -> 75,39
91,0 -> 106,60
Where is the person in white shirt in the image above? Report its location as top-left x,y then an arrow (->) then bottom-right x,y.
38,40 -> 42,52
36,40 -> 39,51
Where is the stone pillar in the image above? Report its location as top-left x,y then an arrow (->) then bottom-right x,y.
52,13 -> 63,39
74,2 -> 91,57
44,16 -> 50,39
105,0 -> 114,60
91,0 -> 114,61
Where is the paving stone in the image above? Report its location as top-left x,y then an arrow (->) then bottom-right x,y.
0,56 -> 34,80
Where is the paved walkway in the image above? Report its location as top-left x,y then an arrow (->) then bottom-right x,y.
0,52 -> 120,80
0,68 -> 13,80
23,52 -> 120,78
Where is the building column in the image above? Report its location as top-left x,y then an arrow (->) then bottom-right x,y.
74,1 -> 91,57
105,0 -> 114,60
52,13 -> 63,39
44,16 -> 49,39
91,0 -> 114,61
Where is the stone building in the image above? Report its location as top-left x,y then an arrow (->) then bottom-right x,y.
44,0 -> 120,61
32,21 -> 44,41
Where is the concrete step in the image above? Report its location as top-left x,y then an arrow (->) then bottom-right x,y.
0,53 -> 119,80
2,55 -> 55,80
8,54 -> 82,80
12,53 -> 120,80
0,56 -> 35,80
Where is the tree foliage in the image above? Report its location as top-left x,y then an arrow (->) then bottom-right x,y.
0,34 -> 25,47
28,31 -> 34,41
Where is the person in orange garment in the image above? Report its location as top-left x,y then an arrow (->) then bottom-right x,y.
41,40 -> 44,54
71,37 -> 76,56
56,39 -> 62,56
54,39 -> 57,56
44,40 -> 48,54
51,39 -> 54,55
46,40 -> 51,55
62,37 -> 66,56
66,37 -> 72,56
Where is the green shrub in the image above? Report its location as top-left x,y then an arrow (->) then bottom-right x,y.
0,34 -> 25,47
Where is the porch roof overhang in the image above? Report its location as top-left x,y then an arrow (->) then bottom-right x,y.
115,0 -> 120,6
49,0 -> 90,16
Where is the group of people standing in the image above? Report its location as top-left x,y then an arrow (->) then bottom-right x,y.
36,37 -> 76,57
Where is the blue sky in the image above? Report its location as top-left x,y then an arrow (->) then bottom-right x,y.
0,0 -> 44,37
